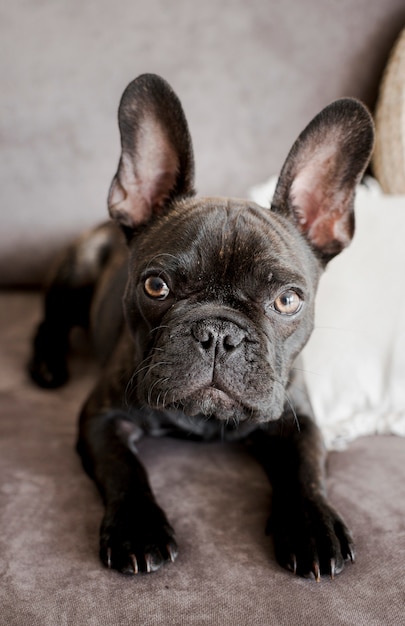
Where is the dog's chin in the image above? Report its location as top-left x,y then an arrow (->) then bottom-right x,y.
145,382 -> 284,424
180,387 -> 241,421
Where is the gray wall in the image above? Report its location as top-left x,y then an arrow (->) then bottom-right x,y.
1,0 -> 404,283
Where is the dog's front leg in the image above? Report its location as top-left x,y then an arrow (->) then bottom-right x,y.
77,401 -> 177,575
250,412 -> 354,581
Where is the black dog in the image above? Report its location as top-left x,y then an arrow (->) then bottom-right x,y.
29,74 -> 374,580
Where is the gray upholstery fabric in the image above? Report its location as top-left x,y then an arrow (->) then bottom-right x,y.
0,291 -> 404,624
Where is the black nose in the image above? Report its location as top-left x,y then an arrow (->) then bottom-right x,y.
191,320 -> 246,354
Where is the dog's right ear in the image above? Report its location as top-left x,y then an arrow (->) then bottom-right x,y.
108,74 -> 195,231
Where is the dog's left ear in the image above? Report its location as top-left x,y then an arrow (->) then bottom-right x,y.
271,99 -> 374,262
108,74 -> 195,231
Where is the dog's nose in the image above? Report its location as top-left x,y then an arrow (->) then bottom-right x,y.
191,320 -> 245,353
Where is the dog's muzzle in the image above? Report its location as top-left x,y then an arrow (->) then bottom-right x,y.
135,305 -> 285,423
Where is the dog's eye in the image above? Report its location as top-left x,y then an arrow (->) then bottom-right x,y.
273,290 -> 302,315
144,276 -> 170,300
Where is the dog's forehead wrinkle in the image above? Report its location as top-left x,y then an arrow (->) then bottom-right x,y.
132,196 -> 319,299
145,252 -> 181,273
211,213 -> 311,291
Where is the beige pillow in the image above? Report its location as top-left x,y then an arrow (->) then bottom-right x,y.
373,28 -> 405,193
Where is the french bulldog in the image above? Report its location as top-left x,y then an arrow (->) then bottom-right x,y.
29,74 -> 374,580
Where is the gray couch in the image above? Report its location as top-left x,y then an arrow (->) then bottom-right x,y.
1,2 -> 404,624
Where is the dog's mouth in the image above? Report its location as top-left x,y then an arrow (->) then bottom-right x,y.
139,355 -> 286,423
180,384 -> 239,419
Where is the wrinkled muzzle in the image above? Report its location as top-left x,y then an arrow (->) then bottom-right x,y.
135,305 -> 287,423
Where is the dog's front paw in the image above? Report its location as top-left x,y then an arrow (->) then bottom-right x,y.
100,498 -> 178,575
28,322 -> 69,388
269,495 -> 355,581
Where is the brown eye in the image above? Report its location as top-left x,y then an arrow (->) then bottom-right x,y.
274,290 -> 302,315
144,276 -> 170,300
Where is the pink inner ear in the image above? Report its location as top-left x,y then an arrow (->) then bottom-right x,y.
289,150 -> 353,254
135,118 -> 179,209
108,155 -> 151,227
290,160 -> 336,230
109,116 -> 180,228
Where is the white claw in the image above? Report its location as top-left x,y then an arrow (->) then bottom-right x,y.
330,558 -> 336,580
145,554 -> 152,574
167,544 -> 177,563
130,554 -> 139,575
313,561 -> 321,583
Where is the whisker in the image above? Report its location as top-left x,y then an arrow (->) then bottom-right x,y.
147,325 -> 171,337
155,378 -> 170,408
124,352 -> 173,408
271,376 -> 301,432
290,365 -> 320,378
162,387 -> 172,409
124,369 -> 139,409
146,252 -> 180,270
147,376 -> 171,405
284,391 -> 300,432
133,360 -> 172,378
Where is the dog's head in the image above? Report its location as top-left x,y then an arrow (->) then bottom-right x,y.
108,74 -> 374,424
